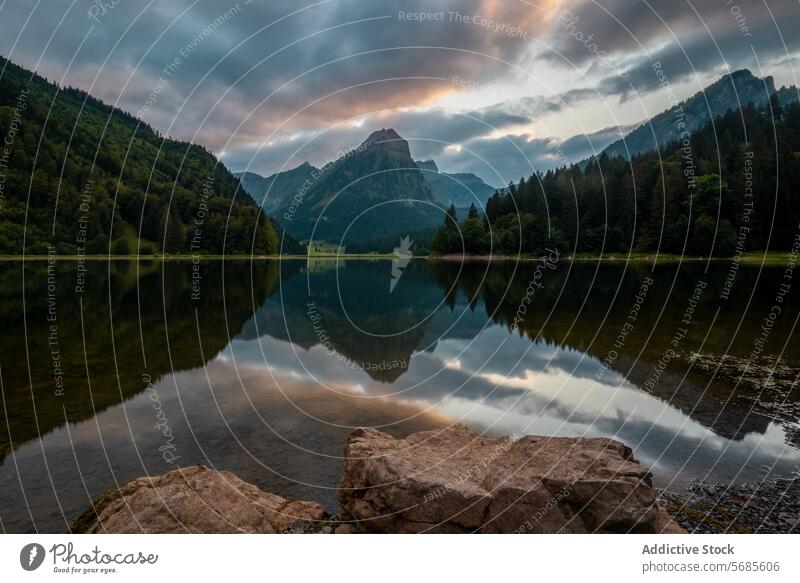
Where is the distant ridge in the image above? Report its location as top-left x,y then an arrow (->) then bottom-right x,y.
603,69 -> 799,159
236,161 -> 318,214
415,159 -> 498,207
236,138 -> 501,247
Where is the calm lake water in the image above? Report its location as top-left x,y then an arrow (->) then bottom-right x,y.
1,258 -> 799,533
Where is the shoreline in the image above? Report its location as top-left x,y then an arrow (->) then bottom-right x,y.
431,251 -> 795,265
0,251 -> 793,264
659,478 -> 799,534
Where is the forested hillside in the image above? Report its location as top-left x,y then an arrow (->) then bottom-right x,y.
275,128 -> 441,244
602,69 -> 797,159
0,56 -> 278,255
433,97 -> 800,257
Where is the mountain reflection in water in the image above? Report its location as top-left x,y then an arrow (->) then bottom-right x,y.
0,258 -> 798,532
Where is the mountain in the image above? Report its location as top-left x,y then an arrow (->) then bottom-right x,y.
436,97 -> 800,256
415,159 -> 498,207
236,161 -> 317,214
0,56 -> 278,255
603,69 -> 799,159
276,128 -> 441,244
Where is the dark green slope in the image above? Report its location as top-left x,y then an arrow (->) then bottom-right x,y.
277,128 -> 443,244
435,98 -> 800,255
0,55 -> 277,255
603,69 -> 798,159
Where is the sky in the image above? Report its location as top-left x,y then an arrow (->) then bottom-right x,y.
1,0 -> 799,186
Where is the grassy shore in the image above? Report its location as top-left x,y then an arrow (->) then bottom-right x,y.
0,253 -> 396,261
0,250 -> 794,263
569,251 -> 794,264
432,251 -> 795,264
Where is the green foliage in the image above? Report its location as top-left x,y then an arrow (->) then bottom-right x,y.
432,204 -> 462,254
276,129 -> 441,244
0,56 -> 278,255
111,237 -> 130,256
432,100 -> 800,257
461,218 -> 486,254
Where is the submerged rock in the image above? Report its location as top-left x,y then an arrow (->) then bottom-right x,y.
71,465 -> 328,533
338,425 -> 684,533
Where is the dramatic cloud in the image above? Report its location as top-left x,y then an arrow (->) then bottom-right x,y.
0,0 -> 557,151
223,105 -> 531,177
434,124 -> 633,183
1,0 -> 797,179
223,103 -> 628,185
547,0 -> 800,99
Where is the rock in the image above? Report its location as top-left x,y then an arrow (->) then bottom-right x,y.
338,425 -> 685,533
71,465 -> 327,534
659,478 -> 800,534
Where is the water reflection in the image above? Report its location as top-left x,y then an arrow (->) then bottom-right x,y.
0,259 -> 798,532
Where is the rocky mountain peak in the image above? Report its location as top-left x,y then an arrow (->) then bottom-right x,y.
602,68 -> 794,158
273,127 -> 439,242
361,128 -> 408,153
716,68 -> 776,94
727,68 -> 756,80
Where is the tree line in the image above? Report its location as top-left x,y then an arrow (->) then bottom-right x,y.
0,56 -> 281,256
433,96 -> 800,257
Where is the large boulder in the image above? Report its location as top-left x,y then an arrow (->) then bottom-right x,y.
338,425 -> 684,533
72,465 -> 327,533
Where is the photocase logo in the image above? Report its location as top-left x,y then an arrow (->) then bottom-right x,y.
390,236 -> 414,293
20,543 -> 46,571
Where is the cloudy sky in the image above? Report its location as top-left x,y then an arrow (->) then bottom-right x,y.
1,0 -> 798,185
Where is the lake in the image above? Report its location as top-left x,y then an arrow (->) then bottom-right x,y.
0,258 -> 798,533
